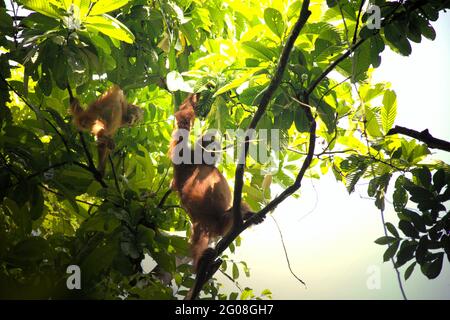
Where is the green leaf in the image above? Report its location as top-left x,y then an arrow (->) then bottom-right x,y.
432,169 -> 446,193
385,222 -> 400,238
365,106 -> 382,137
214,67 -> 263,96
393,185 -> 408,212
80,212 -> 120,233
85,14 -> 135,44
121,241 -> 140,259
369,34 -> 385,68
29,185 -> 44,220
294,108 -> 310,132
412,167 -> 431,189
352,40 -> 371,81
62,0 -> 91,17
264,8 -> 285,38
90,33 -> 112,54
384,22 -> 411,56
238,85 -> 265,106
315,98 -> 335,134
287,1 -> 302,20
375,236 -> 397,245
232,263 -> 239,279
240,288 -> 253,300
17,0 -> 62,19
383,240 -> 400,262
88,0 -> 130,15
407,17 -> 422,43
82,242 -> 117,283
241,41 -> 277,61
261,289 -> 272,296
166,71 -> 191,92
381,90 -> 396,133
395,241 -> 417,267
10,237 -> 49,262
404,262 -> 416,280
416,16 -> 436,40
229,292 -> 238,300
398,220 -> 419,238
421,253 -> 444,279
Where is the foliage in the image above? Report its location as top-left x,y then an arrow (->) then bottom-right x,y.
0,0 -> 449,299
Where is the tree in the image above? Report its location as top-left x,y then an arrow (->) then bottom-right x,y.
0,0 -> 449,300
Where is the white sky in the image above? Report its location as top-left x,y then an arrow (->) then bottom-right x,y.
222,12 -> 450,300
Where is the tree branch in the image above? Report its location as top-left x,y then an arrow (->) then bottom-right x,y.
387,126 -> 450,152
305,38 -> 365,97
231,0 -> 312,229
187,1 -> 312,300
306,0 -> 431,97
352,0 -> 366,45
39,183 -> 99,207
78,131 -> 107,188
157,189 -> 173,208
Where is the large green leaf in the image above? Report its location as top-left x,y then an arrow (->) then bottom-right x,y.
241,41 -> 277,61
264,8 -> 285,38
421,253 -> 444,279
85,14 -> 135,43
214,67 -> 264,96
88,0 -> 130,15
381,89 -> 396,133
17,0 -> 62,19
63,0 -> 91,18
384,22 -> 412,56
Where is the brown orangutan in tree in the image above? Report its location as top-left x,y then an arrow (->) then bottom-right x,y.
70,85 -> 143,175
169,93 -> 261,271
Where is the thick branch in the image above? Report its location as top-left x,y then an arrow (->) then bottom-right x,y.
387,126 -> 450,152
188,1 -> 312,300
225,103 -> 316,248
231,0 -> 312,229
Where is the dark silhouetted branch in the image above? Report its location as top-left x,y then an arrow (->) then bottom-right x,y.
387,126 -> 450,152
231,0 -> 312,230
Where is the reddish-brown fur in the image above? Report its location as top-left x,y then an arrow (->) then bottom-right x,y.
70,86 -> 143,175
169,94 -> 252,270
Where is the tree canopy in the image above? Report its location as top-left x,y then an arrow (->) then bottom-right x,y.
0,0 -> 449,300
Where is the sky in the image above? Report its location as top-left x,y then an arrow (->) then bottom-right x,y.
220,12 -> 450,300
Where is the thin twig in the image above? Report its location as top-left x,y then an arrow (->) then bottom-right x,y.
109,155 -> 122,196
219,269 -> 243,293
270,215 -> 306,287
352,0 -> 366,45
158,189 -> 173,208
337,0 -> 350,46
39,183 -> 100,207
380,208 -> 408,300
